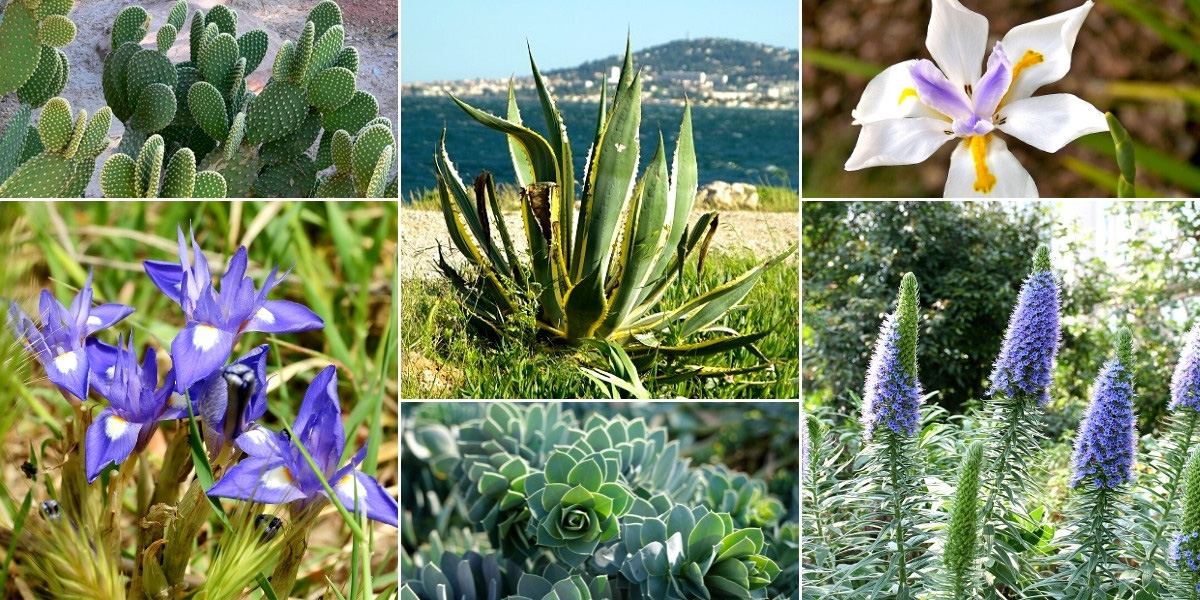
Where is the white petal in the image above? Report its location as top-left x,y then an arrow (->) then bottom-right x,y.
927,0 -> 989,87
851,60 -> 946,125
998,93 -> 1108,153
999,0 -> 1094,103
845,118 -> 954,171
54,350 -> 79,375
262,466 -> 295,489
944,135 -> 1038,198
336,472 -> 369,504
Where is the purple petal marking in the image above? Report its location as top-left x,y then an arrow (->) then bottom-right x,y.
143,260 -> 184,304
909,59 -> 974,122
207,456 -> 309,504
70,270 -> 95,334
245,300 -> 325,334
86,304 -> 135,336
973,42 -> 1013,118
171,323 -> 235,391
294,366 -> 345,472
38,290 -> 73,348
85,408 -> 143,483
953,115 -> 995,137
220,247 -> 250,296
324,469 -> 399,528
86,338 -> 119,396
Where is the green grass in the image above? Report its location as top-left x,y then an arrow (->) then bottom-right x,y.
3,202 -> 397,598
404,184 -> 799,213
401,251 -> 799,399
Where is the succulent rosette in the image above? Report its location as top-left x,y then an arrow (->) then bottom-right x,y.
523,450 -> 634,567
700,465 -> 785,529
619,504 -> 780,600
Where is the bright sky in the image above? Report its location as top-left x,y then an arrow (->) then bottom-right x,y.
401,1 -> 800,83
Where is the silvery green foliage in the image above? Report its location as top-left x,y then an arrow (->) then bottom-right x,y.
404,403 -> 792,600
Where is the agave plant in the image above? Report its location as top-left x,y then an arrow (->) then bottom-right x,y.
434,38 -> 795,382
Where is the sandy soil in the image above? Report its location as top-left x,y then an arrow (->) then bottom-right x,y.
401,209 -> 799,281
37,0 -> 397,196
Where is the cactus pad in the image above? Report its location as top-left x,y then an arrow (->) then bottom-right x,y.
289,21 -> 315,84
224,111 -> 245,160
0,105 -> 32,185
308,66 -> 355,112
39,14 -> 76,48
172,65 -> 201,127
237,29 -> 268,75
160,147 -> 195,197
128,83 -> 176,133
188,80 -> 228,141
21,123 -> 44,163
100,152 -> 137,197
189,10 -> 206,63
193,170 -> 226,197
206,4 -> 237,37
260,110 -> 320,165
111,5 -> 149,49
314,129 -> 332,171
136,134 -> 165,197
245,81 -> 308,145
18,45 -> 61,107
366,144 -> 393,198
222,56 -> 245,101
351,123 -> 394,197
167,0 -> 188,31
0,2 -> 43,96
38,97 -> 73,152
334,46 -> 358,75
306,1 -> 342,40
201,145 -> 259,198
0,151 -> 71,197
330,128 -> 352,173
63,157 -> 96,197
36,0 -> 73,19
157,23 -> 178,54
272,40 -> 295,81
200,32 -> 239,90
314,171 -> 353,197
125,49 -> 178,106
254,156 -> 316,197
305,24 -> 344,84
61,109 -> 87,160
77,106 -> 113,158
103,42 -> 141,121
321,90 -> 377,137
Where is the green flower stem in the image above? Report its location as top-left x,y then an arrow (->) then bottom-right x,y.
887,430 -> 910,593
1107,112 -> 1135,198
1146,411 -> 1199,567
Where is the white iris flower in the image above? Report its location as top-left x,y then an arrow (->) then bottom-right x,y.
844,0 -> 1109,198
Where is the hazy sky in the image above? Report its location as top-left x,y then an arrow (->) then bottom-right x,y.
401,1 -> 800,83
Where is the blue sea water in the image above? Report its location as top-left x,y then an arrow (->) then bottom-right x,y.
400,94 -> 798,197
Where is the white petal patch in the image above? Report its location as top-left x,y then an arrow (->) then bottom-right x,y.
86,316 -> 102,328
192,325 -> 220,351
54,350 -> 79,374
337,472 -> 369,505
262,466 -> 294,489
105,415 -> 130,440
105,366 -> 115,379
255,307 -> 275,325
169,393 -> 187,409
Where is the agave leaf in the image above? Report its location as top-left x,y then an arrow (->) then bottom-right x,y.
450,93 -> 558,184
613,35 -> 635,109
481,171 -> 528,290
435,130 -> 509,276
651,363 -> 772,385
596,134 -> 670,339
577,72 -> 608,258
631,330 -> 770,359
641,101 -> 698,306
521,184 -> 566,330
528,44 -> 574,256
505,78 -> 535,188
434,169 -> 515,315
630,212 -> 718,320
574,70 -> 642,293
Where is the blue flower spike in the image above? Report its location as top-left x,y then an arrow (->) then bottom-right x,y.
208,366 -> 398,527
84,334 -> 178,483
1070,327 -> 1137,489
989,245 -> 1061,406
7,270 -> 134,402
143,226 -> 323,390
861,272 -> 923,441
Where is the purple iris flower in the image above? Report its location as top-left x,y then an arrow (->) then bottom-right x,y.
207,365 -> 397,527
143,226 -> 323,391
189,344 -> 270,458
84,335 -> 182,483
7,270 -> 134,401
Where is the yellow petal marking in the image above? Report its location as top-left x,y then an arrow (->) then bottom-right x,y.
969,134 -> 997,194
999,50 -> 1045,109
898,87 -> 918,105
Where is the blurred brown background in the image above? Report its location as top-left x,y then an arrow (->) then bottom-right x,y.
802,0 -> 1198,197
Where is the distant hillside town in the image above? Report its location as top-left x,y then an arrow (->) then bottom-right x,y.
403,38 -> 799,110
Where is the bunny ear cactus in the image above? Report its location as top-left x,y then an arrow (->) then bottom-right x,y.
100,134 -> 226,197
0,0 -> 77,103
313,120 -> 395,197
0,98 -> 111,197
619,505 -> 780,600
435,39 -> 794,383
524,450 -> 635,568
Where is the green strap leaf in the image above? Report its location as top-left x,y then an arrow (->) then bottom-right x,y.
449,93 -> 558,184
